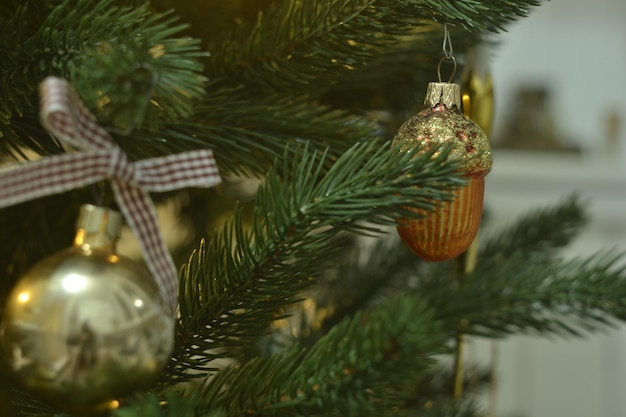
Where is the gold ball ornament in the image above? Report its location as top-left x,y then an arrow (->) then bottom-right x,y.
393,82 -> 492,261
1,205 -> 175,415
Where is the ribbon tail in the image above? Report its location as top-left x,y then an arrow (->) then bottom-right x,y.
0,153 -> 109,209
135,149 -> 222,192
111,180 -> 179,314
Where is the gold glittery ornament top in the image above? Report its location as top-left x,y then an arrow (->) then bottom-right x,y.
393,82 -> 492,177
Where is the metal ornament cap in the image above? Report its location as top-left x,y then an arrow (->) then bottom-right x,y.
1,205 -> 175,415
74,204 -> 123,250
424,82 -> 461,109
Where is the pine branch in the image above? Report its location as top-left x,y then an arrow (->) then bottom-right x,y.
206,0 -> 393,93
417,0 -> 541,32
0,0 -> 206,159
205,0 -> 540,95
67,8 -> 207,132
1,0 -> 534,176
167,140 -> 464,380
310,236 -> 420,340
269,197 -> 593,349
0,1 -> 21,17
317,197 -> 620,340
322,25 -> 477,115
152,82 -> 380,176
434,250 -> 626,338
480,193 -> 588,262
6,391 -> 56,417
196,296 -> 448,417
112,393 -> 201,417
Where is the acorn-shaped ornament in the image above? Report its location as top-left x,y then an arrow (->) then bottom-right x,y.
1,205 -> 175,415
393,82 -> 492,261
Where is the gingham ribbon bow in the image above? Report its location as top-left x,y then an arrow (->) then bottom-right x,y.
0,77 -> 221,314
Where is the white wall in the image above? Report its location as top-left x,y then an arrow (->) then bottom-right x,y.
481,1 -> 626,416
490,0 -> 626,159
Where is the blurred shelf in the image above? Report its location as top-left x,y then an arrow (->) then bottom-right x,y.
487,149 -> 626,198
484,149 -> 626,257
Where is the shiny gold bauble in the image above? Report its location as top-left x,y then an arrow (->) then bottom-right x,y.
1,205 -> 174,415
393,82 -> 492,261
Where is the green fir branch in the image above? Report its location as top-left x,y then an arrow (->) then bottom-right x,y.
205,0 -> 540,95
479,193 -> 588,262
196,297 -> 448,417
206,0 -> 390,93
168,140 -> 463,380
112,392 -> 202,417
0,1 -> 21,17
67,9 -> 207,132
323,25 -> 476,115
417,0 -> 541,32
7,389 -> 64,417
156,82 -> 380,176
434,250 -> 626,338
0,0 -> 206,159
309,195 -> 619,343
311,196 -> 622,340
308,236 -> 419,341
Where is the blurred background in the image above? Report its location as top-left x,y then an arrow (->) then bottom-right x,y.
479,0 -> 626,415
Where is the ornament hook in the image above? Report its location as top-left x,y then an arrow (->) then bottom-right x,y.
437,23 -> 457,82
442,23 -> 454,59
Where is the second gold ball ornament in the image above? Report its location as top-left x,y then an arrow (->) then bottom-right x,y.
1,205 -> 175,415
393,82 -> 492,261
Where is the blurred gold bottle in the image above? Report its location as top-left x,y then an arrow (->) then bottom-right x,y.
461,47 -> 494,136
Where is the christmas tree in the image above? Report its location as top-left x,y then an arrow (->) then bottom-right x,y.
2,1 -> 626,416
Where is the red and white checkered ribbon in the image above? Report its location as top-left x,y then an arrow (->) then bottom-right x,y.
0,77 -> 221,314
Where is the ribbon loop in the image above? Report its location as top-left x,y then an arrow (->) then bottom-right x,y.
0,77 -> 222,314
